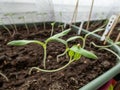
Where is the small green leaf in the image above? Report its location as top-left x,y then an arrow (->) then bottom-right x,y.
115,42 -> 120,45
52,28 -> 71,38
51,22 -> 55,26
68,50 -> 74,59
79,48 -> 98,59
7,40 -> 44,46
46,29 -> 71,43
70,45 -> 97,59
48,38 -> 67,45
67,36 -> 84,42
70,45 -> 81,53
74,53 -> 81,60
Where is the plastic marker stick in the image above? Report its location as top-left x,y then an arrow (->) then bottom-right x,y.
78,21 -> 84,35
101,15 -> 117,41
103,15 -> 120,44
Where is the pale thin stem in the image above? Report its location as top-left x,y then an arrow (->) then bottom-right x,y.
43,45 -> 47,69
91,42 -> 114,48
33,23 -> 38,31
60,25 -> 64,32
10,15 -> 18,33
100,48 -> 120,60
43,22 -> 46,30
51,25 -> 54,37
24,23 -> 29,34
23,17 -> 29,34
83,28 -> 104,48
0,72 -> 9,81
98,20 -> 108,29
5,16 -> 16,36
58,25 -> 64,32
2,24 -> 12,36
57,48 -> 69,62
5,17 -> 15,30
29,59 -> 73,74
34,41 -> 47,69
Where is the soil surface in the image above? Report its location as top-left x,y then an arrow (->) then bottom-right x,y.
0,23 -> 117,90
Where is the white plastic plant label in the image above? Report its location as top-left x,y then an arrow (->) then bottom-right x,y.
101,15 -> 117,41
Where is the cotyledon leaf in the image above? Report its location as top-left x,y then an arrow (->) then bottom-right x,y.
67,36 -> 84,42
7,40 -> 44,46
52,28 -> 71,38
47,38 -> 67,45
70,45 -> 98,59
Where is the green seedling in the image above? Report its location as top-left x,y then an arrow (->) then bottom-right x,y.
91,42 -> 120,62
18,16 -> 30,34
4,13 -> 18,34
56,28 -> 103,62
58,24 -> 64,32
42,13 -> 47,30
33,22 -> 38,31
28,44 -> 97,74
37,13 -> 47,30
57,12 -> 64,31
59,12 -> 62,21
56,27 -> 105,62
57,35 -> 84,62
28,36 -> 97,74
3,15 -> 15,31
8,29 -> 71,69
26,11 -> 38,32
90,35 -> 120,49
0,19 -> 12,36
50,22 -> 56,36
8,28 -> 98,74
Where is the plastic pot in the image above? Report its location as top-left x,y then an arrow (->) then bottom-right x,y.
71,25 -> 120,90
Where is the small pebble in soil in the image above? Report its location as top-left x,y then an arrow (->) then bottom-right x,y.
48,55 -> 53,60
69,77 -> 78,85
83,60 -> 87,64
101,61 -> 110,68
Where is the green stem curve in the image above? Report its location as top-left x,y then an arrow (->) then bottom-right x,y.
29,59 -> 73,74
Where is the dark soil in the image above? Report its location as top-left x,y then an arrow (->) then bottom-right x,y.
0,23 -> 117,90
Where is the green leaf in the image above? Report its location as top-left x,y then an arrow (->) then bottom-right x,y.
46,28 -> 71,43
7,40 -> 44,46
67,36 -> 84,42
70,45 -> 98,59
74,53 -> 81,60
51,22 -> 55,26
48,38 -> 67,45
79,48 -> 98,59
70,45 -> 81,53
68,50 -> 74,59
51,28 -> 71,38
115,42 -> 120,45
